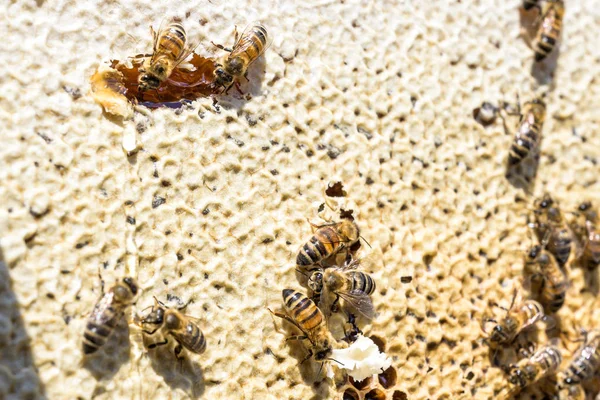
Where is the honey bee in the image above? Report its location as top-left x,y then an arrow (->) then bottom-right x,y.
212,22 -> 271,93
563,330 -> 600,385
557,384 -> 586,400
137,297 -> 206,359
507,344 -> 562,389
532,0 -> 565,62
525,245 -> 567,313
82,277 -> 138,354
531,193 -> 573,266
507,98 -> 546,167
523,0 -> 541,10
138,18 -> 198,92
571,202 -> 600,269
269,289 -> 339,364
296,219 -> 360,267
308,258 -> 377,321
484,294 -> 545,347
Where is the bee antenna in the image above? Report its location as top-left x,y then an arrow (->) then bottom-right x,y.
359,235 -> 372,249
317,362 -> 324,377
295,268 -> 309,278
327,358 -> 344,366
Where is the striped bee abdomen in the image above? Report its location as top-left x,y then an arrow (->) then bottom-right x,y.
296,227 -> 338,266
508,125 -> 541,165
282,289 -> 323,331
157,21 -> 187,60
82,307 -> 120,354
564,332 -> 600,384
548,228 -> 572,266
185,321 -> 207,354
350,271 -> 376,295
534,1 -> 564,62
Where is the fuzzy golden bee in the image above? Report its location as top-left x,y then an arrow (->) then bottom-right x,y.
137,297 -> 207,359
308,258 -> 377,321
484,295 -> 544,346
531,194 -> 573,266
270,289 -> 339,364
138,18 -> 197,92
571,202 -> 600,269
563,330 -> 600,385
507,344 -> 562,389
533,0 -> 565,62
525,245 -> 567,313
507,98 -> 546,167
82,277 -> 138,354
296,219 -> 360,267
212,22 -> 271,93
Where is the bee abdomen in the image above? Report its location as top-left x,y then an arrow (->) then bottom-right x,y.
584,232 -> 600,267
551,229 -> 572,265
509,128 -> 540,165
350,272 -> 376,295
282,289 -> 323,331
82,320 -> 115,354
159,22 -> 187,59
296,229 -> 336,266
187,322 -> 207,354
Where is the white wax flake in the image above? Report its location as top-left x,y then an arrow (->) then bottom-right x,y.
331,335 -> 392,381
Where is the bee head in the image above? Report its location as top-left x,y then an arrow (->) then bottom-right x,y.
538,194 -> 553,209
338,219 -> 360,243
138,73 -> 161,92
308,271 -> 324,293
214,66 -> 233,88
579,202 -> 592,212
527,245 -> 541,260
314,338 -> 332,361
508,367 -> 526,387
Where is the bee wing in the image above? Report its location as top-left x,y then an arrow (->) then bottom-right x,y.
88,293 -> 117,324
318,284 -> 334,319
152,17 -> 199,67
340,252 -> 380,272
230,21 -> 273,64
337,290 -> 377,321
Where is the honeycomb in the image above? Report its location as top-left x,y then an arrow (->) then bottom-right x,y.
1,0 -> 600,399
338,335 -> 406,400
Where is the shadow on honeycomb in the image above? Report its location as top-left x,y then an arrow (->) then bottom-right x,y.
0,250 -> 47,398
338,335 -> 407,400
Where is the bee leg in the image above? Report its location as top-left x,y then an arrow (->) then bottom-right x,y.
142,327 -> 161,335
286,335 -> 308,342
233,25 -> 239,42
330,295 -> 340,314
173,342 -> 184,370
269,309 -> 306,333
211,41 -> 233,52
223,83 -> 234,95
299,349 -> 313,365
234,81 -> 244,95
148,338 -> 168,349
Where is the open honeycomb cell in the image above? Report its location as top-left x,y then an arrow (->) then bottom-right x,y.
365,388 -> 387,400
343,387 -> 360,400
378,366 -> 397,389
350,376 -> 373,391
392,391 -> 408,400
